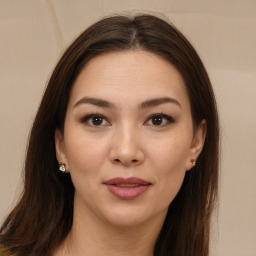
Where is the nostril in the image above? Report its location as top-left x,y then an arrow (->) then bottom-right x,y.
114,159 -> 138,164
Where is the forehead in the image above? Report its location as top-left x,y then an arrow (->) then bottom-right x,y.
69,50 -> 190,109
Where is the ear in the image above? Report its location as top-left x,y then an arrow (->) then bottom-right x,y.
55,129 -> 70,172
186,119 -> 207,171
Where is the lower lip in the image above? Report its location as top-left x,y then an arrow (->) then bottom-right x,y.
105,184 -> 150,200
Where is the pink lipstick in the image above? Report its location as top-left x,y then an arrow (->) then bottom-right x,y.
104,177 -> 151,200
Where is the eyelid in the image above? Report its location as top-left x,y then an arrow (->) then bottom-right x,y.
80,113 -> 111,126
79,113 -> 174,127
144,113 -> 174,126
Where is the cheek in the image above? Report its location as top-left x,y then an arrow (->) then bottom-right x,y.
151,132 -> 191,171
149,133 -> 191,200
64,130 -> 109,176
64,135 -> 110,203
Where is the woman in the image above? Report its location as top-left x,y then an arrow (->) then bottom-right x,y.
0,14 -> 219,256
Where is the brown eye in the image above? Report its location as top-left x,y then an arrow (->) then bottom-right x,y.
92,116 -> 103,126
151,116 -> 164,125
81,114 -> 111,127
145,114 -> 174,127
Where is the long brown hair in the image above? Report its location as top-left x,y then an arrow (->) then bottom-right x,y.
0,14 -> 219,256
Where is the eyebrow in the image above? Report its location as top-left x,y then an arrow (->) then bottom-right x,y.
139,97 -> 181,109
73,96 -> 181,109
73,97 -> 115,108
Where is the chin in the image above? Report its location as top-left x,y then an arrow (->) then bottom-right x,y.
106,215 -> 151,229
100,203 -> 167,229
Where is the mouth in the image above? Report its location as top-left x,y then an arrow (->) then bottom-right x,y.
103,177 -> 152,200
114,184 -> 141,188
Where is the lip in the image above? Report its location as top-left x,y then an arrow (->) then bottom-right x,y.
103,177 -> 152,200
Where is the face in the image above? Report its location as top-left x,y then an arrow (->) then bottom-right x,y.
55,50 -> 206,228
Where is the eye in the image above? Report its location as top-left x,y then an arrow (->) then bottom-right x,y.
145,113 -> 174,126
81,114 -> 111,127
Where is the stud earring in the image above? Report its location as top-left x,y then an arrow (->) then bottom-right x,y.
192,160 -> 196,167
59,162 -> 66,173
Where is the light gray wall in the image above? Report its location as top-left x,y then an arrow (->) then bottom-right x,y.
0,1 -> 256,255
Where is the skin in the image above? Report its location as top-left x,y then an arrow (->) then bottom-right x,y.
55,50 -> 206,256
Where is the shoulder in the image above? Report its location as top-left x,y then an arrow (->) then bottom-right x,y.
0,249 -> 14,256
0,249 -> 6,255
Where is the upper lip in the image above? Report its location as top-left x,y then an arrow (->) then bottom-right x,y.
103,177 -> 151,185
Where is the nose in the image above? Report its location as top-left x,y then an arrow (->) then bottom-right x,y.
109,124 -> 145,167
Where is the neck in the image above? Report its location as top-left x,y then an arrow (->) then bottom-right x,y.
56,200 -> 166,256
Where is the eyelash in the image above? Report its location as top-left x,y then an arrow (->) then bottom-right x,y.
80,113 -> 110,126
80,113 -> 174,127
145,113 -> 174,127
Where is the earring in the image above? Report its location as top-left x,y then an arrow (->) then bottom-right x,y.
192,160 -> 196,167
59,162 -> 66,173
